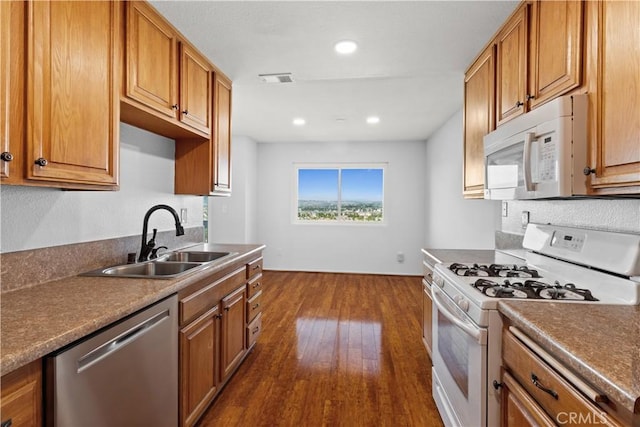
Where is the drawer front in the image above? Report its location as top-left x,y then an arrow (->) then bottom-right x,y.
246,257 -> 263,279
502,330 -> 619,426
247,274 -> 263,299
247,291 -> 263,323
180,267 -> 246,325
247,312 -> 262,348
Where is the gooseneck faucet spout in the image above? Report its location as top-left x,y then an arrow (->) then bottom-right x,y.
138,204 -> 185,262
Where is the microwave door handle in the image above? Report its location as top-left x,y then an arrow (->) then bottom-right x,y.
431,286 -> 486,344
523,132 -> 535,192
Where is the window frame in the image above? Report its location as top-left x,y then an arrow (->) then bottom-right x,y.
292,162 -> 387,226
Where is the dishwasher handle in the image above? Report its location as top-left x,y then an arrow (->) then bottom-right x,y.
77,309 -> 170,373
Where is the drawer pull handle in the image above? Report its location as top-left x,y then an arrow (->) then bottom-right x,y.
253,282 -> 260,288
531,373 -> 558,399
252,264 -> 261,270
252,303 -> 260,310
252,326 -> 260,334
2,419 -> 13,427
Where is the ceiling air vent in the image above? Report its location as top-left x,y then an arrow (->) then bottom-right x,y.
258,73 -> 294,83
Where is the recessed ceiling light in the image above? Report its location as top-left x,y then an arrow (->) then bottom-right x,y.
366,116 -> 380,124
293,118 -> 306,126
334,40 -> 358,55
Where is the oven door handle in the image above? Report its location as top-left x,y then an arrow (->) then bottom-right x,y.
432,286 -> 487,345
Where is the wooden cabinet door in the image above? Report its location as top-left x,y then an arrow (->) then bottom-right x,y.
585,0 -> 640,194
528,0 -> 583,109
0,0 -> 9,180
27,1 -> 119,186
180,306 -> 220,427
126,1 -> 177,119
0,360 -> 42,427
496,3 -> 528,126
501,371 -> 555,427
213,73 -> 232,194
463,45 -> 495,198
220,285 -> 246,380
180,43 -> 211,134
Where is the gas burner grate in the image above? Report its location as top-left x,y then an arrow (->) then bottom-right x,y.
471,279 -> 599,301
449,263 -> 540,278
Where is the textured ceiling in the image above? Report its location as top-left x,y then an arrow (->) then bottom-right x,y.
151,1 -> 518,143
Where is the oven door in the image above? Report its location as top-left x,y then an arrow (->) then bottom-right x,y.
431,285 -> 488,427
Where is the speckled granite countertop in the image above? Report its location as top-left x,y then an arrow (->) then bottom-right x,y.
0,243 -> 265,376
499,301 -> 640,416
421,248 -> 526,267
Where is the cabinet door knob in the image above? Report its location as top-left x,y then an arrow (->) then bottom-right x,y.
182,110 -> 189,115
583,167 -> 596,176
35,157 -> 48,167
492,380 -> 502,390
515,101 -> 524,107
526,94 -> 535,101
171,104 -> 179,110
0,152 -> 13,162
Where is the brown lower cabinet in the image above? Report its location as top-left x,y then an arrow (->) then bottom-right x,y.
0,359 -> 42,427
501,326 -> 624,427
178,254 -> 264,427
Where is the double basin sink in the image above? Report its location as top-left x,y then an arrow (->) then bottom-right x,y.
83,250 -> 236,279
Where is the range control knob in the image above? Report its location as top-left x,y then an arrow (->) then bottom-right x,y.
434,275 -> 445,288
453,295 -> 470,312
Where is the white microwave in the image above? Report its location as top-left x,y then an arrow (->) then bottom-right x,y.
483,94 -> 587,200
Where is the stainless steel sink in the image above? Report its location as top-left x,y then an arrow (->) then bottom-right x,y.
100,261 -> 201,278
161,251 -> 230,263
81,250 -> 237,279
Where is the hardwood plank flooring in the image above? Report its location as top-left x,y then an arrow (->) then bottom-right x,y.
197,271 -> 443,427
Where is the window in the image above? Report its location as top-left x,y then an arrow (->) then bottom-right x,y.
295,164 -> 385,223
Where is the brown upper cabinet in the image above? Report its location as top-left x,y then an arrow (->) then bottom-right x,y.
0,1 -> 120,190
212,73 -> 232,195
496,3 -> 528,126
0,0 -> 13,181
496,1 -> 583,126
174,71 -> 233,196
584,0 -> 640,195
122,1 -> 211,139
463,44 -> 495,198
528,0 -> 583,109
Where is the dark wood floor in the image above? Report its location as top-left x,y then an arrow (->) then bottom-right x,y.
197,271 -> 443,427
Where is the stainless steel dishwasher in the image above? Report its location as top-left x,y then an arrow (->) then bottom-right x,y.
45,295 -> 178,427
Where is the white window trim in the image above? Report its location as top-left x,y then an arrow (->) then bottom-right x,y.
292,162 -> 387,226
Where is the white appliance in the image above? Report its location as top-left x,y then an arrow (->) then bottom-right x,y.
484,94 -> 587,200
431,224 -> 640,427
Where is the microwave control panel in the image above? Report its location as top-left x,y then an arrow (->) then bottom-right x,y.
536,134 -> 557,182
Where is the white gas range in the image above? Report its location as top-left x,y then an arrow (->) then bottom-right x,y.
430,223 -> 640,427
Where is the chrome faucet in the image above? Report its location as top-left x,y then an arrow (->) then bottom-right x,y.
138,204 -> 185,262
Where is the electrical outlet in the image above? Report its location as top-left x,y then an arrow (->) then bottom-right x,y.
180,208 -> 188,224
521,211 -> 530,228
396,252 -> 405,263
502,201 -> 508,217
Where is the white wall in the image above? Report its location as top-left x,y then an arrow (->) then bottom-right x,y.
208,135 -> 258,244
0,123 -> 203,253
502,199 -> 640,235
424,110 -> 500,248
256,140 -> 426,275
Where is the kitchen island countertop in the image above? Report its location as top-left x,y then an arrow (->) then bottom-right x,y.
0,243 -> 265,376
499,300 -> 640,419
